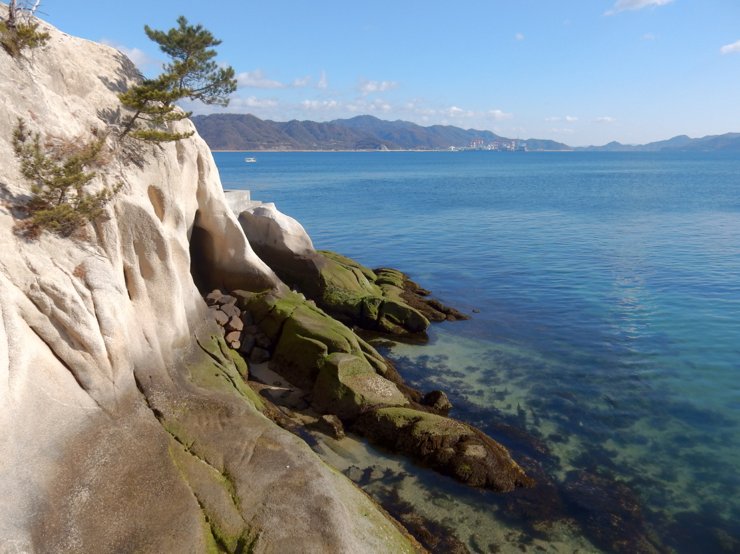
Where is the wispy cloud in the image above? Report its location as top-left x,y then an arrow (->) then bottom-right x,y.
292,75 -> 312,87
720,40 -> 740,55
595,116 -> 617,123
317,70 -> 329,89
489,109 -> 513,121
231,96 -> 279,109
237,70 -> 286,89
301,99 -> 339,111
643,32 -> 656,40
605,0 -> 673,16
515,33 -> 525,41
358,79 -> 399,95
101,39 -> 159,70
237,70 -> 321,89
546,115 -> 578,123
551,127 -> 576,135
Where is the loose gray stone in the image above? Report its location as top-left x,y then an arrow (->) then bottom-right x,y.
227,316 -> 244,332
205,289 -> 223,305
225,331 -> 242,349
218,294 -> 237,306
212,309 -> 229,327
222,303 -> 241,319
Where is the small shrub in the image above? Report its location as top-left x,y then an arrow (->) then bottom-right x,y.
0,19 -> 49,57
12,119 -> 122,238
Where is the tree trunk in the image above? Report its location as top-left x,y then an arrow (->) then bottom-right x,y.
8,0 -> 18,29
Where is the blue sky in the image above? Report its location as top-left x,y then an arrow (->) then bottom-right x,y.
37,0 -> 740,146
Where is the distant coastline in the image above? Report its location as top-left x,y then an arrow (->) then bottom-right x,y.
194,113 -> 740,154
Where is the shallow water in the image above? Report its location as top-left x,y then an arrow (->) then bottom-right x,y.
216,151 -> 740,552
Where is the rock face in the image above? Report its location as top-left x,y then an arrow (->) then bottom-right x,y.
0,11 -> 420,553
235,200 -> 466,335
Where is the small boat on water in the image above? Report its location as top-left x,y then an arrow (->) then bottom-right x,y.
244,157 -> 257,163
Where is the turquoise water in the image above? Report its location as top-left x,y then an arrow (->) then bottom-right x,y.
216,151 -> 740,553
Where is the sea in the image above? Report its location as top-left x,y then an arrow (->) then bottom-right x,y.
214,151 -> 740,553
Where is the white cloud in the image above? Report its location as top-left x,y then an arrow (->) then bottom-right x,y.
317,70 -> 329,89
546,115 -> 578,123
643,32 -> 656,40
301,99 -> 339,111
720,40 -> 740,55
231,96 -> 279,109
358,80 -> 399,95
489,109 -> 513,121
237,70 -> 286,89
551,127 -> 576,135
605,0 -> 673,16
100,39 -> 159,70
595,116 -> 617,123
237,70 -> 320,89
515,33 -> 525,41
292,75 -> 312,87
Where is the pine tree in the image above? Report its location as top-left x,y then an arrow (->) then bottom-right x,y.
119,16 -> 236,142
12,120 -> 121,238
144,16 -> 236,106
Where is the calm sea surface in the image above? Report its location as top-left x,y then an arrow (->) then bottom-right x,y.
215,151 -> 740,553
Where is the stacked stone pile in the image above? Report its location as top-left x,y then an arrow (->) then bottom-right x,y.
205,289 -> 272,364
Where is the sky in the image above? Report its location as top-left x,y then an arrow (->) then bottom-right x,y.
33,0 -> 740,146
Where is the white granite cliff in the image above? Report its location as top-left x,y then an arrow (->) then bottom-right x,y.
0,10 -> 417,553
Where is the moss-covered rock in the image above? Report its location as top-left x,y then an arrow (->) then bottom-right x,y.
312,352 -> 409,418
316,252 -> 431,334
190,331 -> 264,412
354,407 -> 534,492
234,289 -> 390,391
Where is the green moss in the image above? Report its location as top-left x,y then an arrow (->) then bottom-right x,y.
312,352 -> 407,418
374,268 -> 405,288
258,296 -> 302,342
191,333 -> 264,411
372,407 -> 470,438
319,250 -> 378,282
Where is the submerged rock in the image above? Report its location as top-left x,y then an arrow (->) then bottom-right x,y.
422,390 -> 453,414
354,407 -> 534,492
562,470 -> 661,554
233,288 -> 532,493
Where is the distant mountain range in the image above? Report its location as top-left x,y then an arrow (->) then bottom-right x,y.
191,114 -> 570,151
578,133 -> 740,152
191,113 -> 740,153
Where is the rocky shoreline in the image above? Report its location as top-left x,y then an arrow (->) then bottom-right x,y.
202,195 -> 538,551
203,266 -> 533,495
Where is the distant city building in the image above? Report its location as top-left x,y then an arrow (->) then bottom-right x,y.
465,139 -> 527,152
